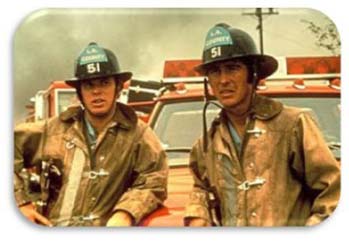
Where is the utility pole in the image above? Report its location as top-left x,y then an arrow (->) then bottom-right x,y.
243,8 -> 279,54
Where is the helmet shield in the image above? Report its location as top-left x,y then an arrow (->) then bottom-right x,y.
65,42 -> 132,87
195,23 -> 278,81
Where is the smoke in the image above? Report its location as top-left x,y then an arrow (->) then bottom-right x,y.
13,8 -> 334,122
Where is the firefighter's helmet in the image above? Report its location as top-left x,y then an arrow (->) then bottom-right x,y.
65,42 -> 132,87
195,23 -> 278,81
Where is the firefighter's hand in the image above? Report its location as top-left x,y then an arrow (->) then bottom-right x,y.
106,211 -> 134,227
187,217 -> 211,227
19,203 -> 53,227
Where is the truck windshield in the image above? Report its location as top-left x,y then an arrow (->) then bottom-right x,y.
152,97 -> 340,163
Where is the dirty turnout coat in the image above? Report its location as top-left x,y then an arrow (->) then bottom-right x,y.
14,103 -> 168,226
184,95 -> 340,226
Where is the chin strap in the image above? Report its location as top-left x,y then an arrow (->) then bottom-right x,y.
247,60 -> 259,116
203,77 -> 223,153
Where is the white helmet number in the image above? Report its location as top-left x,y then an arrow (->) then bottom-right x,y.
87,63 -> 101,73
211,47 -> 221,58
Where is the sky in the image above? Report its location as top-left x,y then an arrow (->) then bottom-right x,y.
13,8 -> 338,122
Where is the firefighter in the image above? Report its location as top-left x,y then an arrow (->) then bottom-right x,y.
184,23 -> 340,226
14,42 -> 168,226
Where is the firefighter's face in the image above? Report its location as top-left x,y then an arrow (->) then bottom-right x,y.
207,60 -> 253,111
80,77 -> 118,117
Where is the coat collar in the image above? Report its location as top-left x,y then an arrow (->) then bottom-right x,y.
250,94 -> 283,120
209,95 -> 283,136
59,102 -> 138,130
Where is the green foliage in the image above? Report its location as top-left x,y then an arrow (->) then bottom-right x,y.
301,19 -> 340,55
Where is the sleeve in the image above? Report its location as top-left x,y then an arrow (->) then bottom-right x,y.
112,126 -> 168,225
291,111 -> 340,226
14,121 -> 45,207
183,139 -> 211,225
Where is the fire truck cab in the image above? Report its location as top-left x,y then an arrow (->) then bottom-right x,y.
139,56 -> 341,226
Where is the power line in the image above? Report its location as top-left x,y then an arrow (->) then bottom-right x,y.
242,8 -> 279,54
263,29 -> 323,54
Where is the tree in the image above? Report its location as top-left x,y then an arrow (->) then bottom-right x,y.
301,18 -> 340,55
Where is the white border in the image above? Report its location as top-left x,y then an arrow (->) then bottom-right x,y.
3,1 -> 347,241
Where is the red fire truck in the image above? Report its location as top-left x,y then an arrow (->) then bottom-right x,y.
23,56 -> 340,226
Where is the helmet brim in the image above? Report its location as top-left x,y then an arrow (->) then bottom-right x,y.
195,54 -> 278,80
65,71 -> 132,87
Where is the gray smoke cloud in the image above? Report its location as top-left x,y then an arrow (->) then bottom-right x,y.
13,8 -> 336,122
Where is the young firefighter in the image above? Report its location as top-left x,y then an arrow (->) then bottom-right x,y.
184,23 -> 340,226
15,42 -> 168,226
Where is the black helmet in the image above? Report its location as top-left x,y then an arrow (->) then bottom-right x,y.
65,42 -> 132,87
195,23 -> 278,80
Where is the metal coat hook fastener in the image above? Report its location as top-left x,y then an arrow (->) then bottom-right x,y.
65,140 -> 76,149
81,214 -> 99,221
87,169 -> 110,179
246,127 -> 266,137
238,177 -> 266,191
